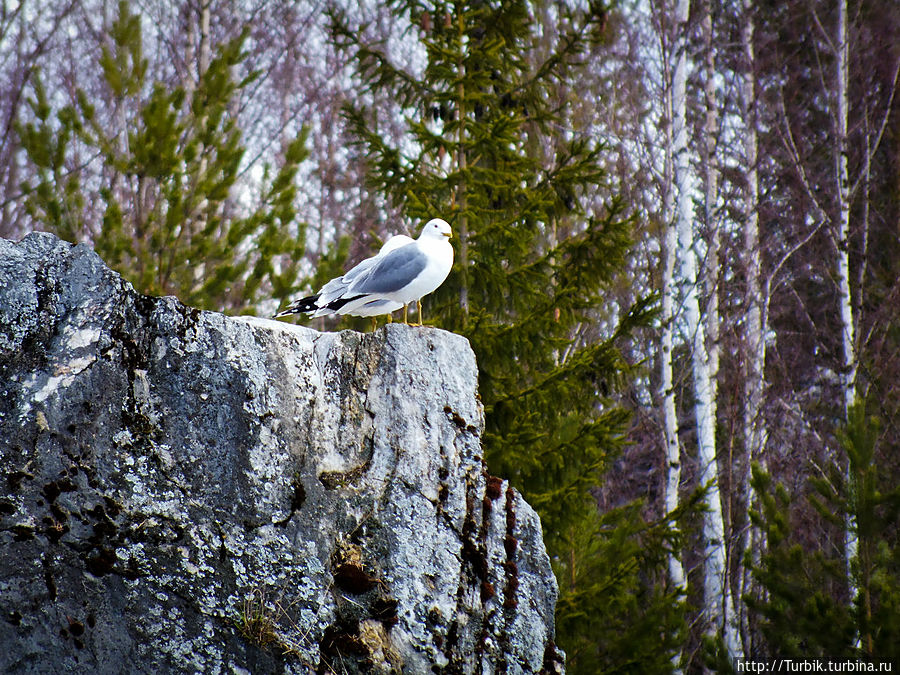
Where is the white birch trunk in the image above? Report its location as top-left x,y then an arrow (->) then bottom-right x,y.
701,0 -> 720,411
740,0 -> 764,481
671,0 -> 743,660
661,57 -> 686,597
660,13 -> 686,673
738,0 -> 766,654
835,0 -> 859,605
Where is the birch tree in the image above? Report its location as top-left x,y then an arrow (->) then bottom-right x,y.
699,0 -> 720,426
660,10 -> 686,605
746,0 -> 900,657
833,0 -> 861,604
832,0 -> 898,621
668,0 -> 742,660
835,0 -> 854,422
772,0 -> 897,613
657,19 -> 689,672
737,0 -> 766,654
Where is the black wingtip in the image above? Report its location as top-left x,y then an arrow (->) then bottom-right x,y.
325,294 -> 366,312
274,294 -> 320,318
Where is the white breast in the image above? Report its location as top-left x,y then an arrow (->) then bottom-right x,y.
385,237 -> 454,304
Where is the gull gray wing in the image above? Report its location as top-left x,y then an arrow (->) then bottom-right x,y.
342,255 -> 379,285
317,254 -> 381,305
348,244 -> 428,295
316,275 -> 351,306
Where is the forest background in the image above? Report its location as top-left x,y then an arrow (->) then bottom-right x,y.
1,0 -> 899,672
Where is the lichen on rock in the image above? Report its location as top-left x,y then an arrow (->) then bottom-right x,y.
0,232 -> 563,674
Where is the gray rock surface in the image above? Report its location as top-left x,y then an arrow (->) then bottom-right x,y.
0,232 -> 564,674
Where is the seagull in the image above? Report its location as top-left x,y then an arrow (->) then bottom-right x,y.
275,218 -> 454,327
307,234 -> 413,319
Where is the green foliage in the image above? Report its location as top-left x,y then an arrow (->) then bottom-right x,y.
745,471 -> 855,657
556,495 -> 698,673
16,0 -> 308,314
15,77 -> 85,243
745,402 -> 900,659
332,1 -> 687,671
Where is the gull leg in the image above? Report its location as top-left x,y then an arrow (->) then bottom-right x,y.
403,304 -> 409,325
371,317 -> 377,332
407,300 -> 422,327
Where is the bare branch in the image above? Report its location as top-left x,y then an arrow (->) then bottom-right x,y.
774,88 -> 827,218
848,57 -> 900,199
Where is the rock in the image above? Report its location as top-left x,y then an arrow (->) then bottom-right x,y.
0,233 -> 563,674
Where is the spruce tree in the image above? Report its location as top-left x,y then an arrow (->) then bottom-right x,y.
331,2 -> 687,670
16,0 -> 308,314
745,402 -> 900,659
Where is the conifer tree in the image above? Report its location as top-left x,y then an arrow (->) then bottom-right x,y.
744,403 -> 900,659
16,1 -> 308,314
331,1 -> 687,670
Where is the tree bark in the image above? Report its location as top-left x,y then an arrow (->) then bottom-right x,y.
738,0 -> 766,655
835,0 -> 859,612
661,48 -> 686,597
671,0 -> 743,660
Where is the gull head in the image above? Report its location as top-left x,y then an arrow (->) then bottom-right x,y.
421,218 -> 452,240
